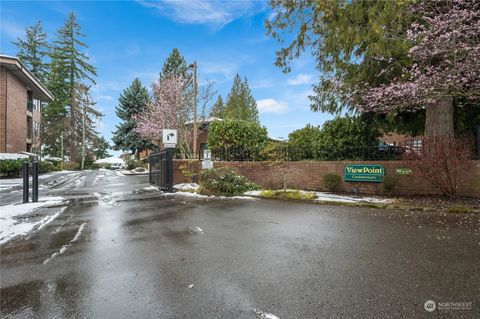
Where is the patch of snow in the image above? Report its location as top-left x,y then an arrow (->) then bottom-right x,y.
37,207 -> 67,231
93,192 -> 119,207
93,174 -> 105,185
71,223 -> 87,242
143,185 -> 159,191
95,157 -> 125,165
173,183 -> 199,191
0,153 -> 29,160
314,192 -> 394,204
165,191 -> 210,199
43,156 -> 62,161
0,171 -> 71,190
252,309 -> 280,319
0,197 -> 68,245
72,176 -> 86,188
244,190 -> 261,196
165,191 -> 257,200
115,170 -> 125,177
43,222 -> 87,264
187,226 -> 203,234
225,196 -> 257,200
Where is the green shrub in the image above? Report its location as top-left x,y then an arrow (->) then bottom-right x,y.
0,159 -> 24,176
260,189 -> 315,201
198,168 -> 260,196
54,162 -> 62,171
447,206 -> 470,214
288,124 -> 322,160
260,189 -> 276,197
281,190 -> 315,200
260,141 -> 289,161
38,161 -> 55,174
63,161 -> 80,171
126,159 -> 145,170
207,119 -> 268,161
323,173 -> 342,192
312,116 -> 381,160
382,176 -> 397,194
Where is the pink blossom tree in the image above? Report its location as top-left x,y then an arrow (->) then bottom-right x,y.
360,0 -> 480,137
135,76 -> 194,156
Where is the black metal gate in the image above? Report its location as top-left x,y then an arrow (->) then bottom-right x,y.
149,149 -> 173,191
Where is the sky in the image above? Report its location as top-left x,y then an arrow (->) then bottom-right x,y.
1,0 -> 334,154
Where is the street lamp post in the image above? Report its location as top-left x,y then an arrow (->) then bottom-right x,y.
181,62 -> 198,158
192,62 -> 197,157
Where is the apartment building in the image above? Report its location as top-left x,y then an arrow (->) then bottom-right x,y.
0,55 -> 53,154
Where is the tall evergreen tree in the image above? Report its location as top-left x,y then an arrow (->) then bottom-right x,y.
13,21 -> 49,83
93,136 -> 111,159
49,12 -> 97,162
159,48 -> 194,124
43,56 -> 69,157
74,84 -> 103,169
209,95 -> 226,118
224,74 -> 259,123
160,48 -> 191,82
112,78 -> 153,154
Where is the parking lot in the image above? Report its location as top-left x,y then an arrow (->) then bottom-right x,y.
1,172 -> 479,318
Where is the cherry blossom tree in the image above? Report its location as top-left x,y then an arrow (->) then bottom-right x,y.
134,76 -> 193,156
360,0 -> 480,137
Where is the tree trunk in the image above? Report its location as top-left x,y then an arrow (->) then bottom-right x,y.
425,96 -> 454,138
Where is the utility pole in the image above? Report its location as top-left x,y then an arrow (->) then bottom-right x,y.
81,85 -> 87,170
193,61 -> 198,157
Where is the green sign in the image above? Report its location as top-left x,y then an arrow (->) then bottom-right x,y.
396,168 -> 412,175
344,164 -> 384,183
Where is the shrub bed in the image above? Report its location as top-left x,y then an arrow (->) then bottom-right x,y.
198,168 -> 259,196
0,159 -> 24,177
260,189 -> 315,201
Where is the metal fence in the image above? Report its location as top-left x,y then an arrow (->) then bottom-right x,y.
165,131 -> 479,162
149,150 -> 173,191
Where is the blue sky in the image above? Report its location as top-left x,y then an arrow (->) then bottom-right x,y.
1,0 -> 334,151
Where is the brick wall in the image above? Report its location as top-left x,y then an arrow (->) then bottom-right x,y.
172,159 -> 480,197
0,66 -> 6,152
0,67 -> 28,153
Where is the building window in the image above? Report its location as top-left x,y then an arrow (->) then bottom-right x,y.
33,121 -> 40,136
27,117 -> 33,139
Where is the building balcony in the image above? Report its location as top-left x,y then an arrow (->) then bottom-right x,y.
27,126 -> 33,140
27,100 -> 34,112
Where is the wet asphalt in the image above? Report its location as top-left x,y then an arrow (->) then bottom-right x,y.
1,170 -> 479,318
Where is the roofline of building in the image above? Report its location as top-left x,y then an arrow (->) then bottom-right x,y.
0,54 -> 54,101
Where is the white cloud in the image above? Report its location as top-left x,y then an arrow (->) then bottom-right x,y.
137,0 -> 263,28
1,20 -> 24,39
92,81 -> 121,93
251,79 -> 273,89
200,61 -> 237,79
257,98 -> 287,113
96,95 -> 114,101
288,73 -> 315,86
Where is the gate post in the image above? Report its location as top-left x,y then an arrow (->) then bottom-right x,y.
148,156 -> 152,184
32,160 -> 39,202
22,161 -> 29,203
166,148 -> 174,192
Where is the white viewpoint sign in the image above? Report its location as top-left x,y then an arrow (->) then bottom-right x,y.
162,129 -> 177,147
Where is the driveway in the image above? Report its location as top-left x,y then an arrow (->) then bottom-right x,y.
1,171 -> 479,318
